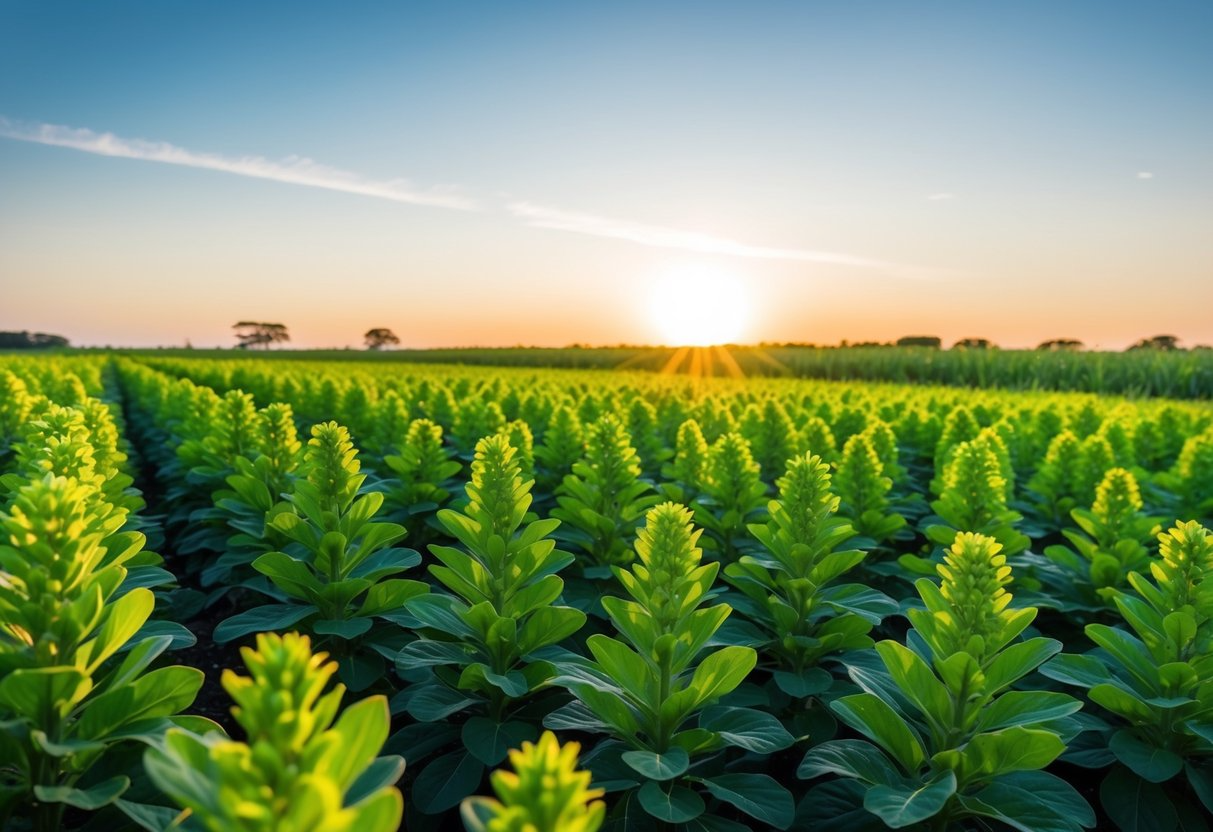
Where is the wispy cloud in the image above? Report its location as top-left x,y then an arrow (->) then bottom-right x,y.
927,192 -> 956,201
1136,171 -> 1154,180
508,201 -> 910,271
0,116 -> 477,210
1,116 -> 922,274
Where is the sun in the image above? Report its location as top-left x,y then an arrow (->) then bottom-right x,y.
649,267 -> 750,347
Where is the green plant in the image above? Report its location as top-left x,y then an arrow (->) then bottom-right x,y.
1034,467 -> 1162,613
534,406 -> 584,492
462,731 -> 605,832
661,417 -> 709,503
379,417 -> 462,544
215,422 -> 427,690
1041,520 -> 1213,829
198,402 -> 304,588
396,433 -> 586,815
144,632 -> 403,832
0,474 -> 205,831
801,532 -> 1092,831
693,431 -> 768,561
551,502 -> 794,830
553,414 -> 657,573
834,431 -> 906,543
922,432 -> 1029,555
1156,429 -> 1213,524
725,453 -> 895,701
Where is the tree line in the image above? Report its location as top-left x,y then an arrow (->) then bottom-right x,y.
0,331 -> 70,349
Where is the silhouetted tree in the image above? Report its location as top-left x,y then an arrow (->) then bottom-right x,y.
896,335 -> 942,348
953,338 -> 994,349
364,328 -> 401,350
233,322 -> 290,350
1037,339 -> 1084,351
0,331 -> 69,349
1127,335 -> 1181,351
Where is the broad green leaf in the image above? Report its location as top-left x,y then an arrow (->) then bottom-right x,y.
461,718 -> 537,766
323,696 -> 392,790
976,691 -> 1083,732
1089,684 -> 1156,724
1110,729 -> 1183,784
213,603 -> 317,643
1038,652 -> 1112,689
34,776 -> 129,810
637,780 -> 705,823
863,770 -> 957,829
313,617 -> 374,639
411,750 -> 485,815
252,551 -> 322,601
1086,625 -> 1158,689
0,666 -> 91,721
397,639 -> 471,669
348,786 -> 404,831
1100,765 -> 1178,832
81,588 -> 156,672
798,740 -> 901,785
621,748 -> 690,781
1187,763 -> 1213,814
114,798 -> 185,832
346,755 -> 407,807
984,638 -> 1062,692
517,605 -> 586,654
962,727 -> 1065,778
700,706 -> 794,754
960,769 -> 1096,832
697,773 -> 795,829
684,646 -> 758,709
831,693 -> 924,772
406,684 -> 478,722
875,640 -> 950,723
772,668 -> 833,698
587,635 -> 652,704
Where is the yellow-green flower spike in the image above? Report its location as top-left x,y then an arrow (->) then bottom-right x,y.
463,731 -> 605,832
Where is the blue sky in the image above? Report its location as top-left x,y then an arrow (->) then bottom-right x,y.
2,1 -> 1211,348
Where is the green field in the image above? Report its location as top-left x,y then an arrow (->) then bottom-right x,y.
2,352 -> 1212,831
54,344 -> 1213,399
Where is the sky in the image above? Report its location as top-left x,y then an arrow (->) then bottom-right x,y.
1,1 -> 1211,350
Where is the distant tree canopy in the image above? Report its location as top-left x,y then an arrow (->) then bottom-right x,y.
1128,334 -> 1181,351
896,335 -> 942,348
837,340 -> 892,348
364,327 -> 401,350
233,321 -> 290,350
953,338 -> 994,350
0,331 -> 70,349
1037,339 -> 1084,351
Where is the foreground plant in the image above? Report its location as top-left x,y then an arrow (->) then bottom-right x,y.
461,731 -> 605,832
551,502 -> 794,830
1042,520 -> 1213,830
396,434 -> 586,815
0,475 -> 205,831
801,532 -> 1092,831
145,631 -> 403,832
